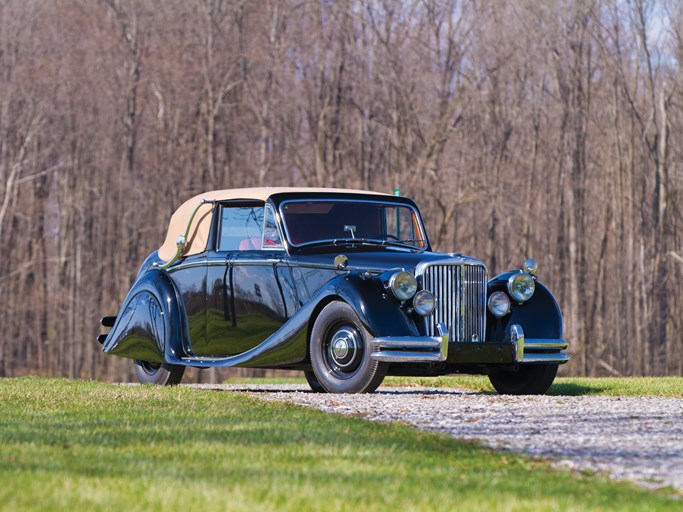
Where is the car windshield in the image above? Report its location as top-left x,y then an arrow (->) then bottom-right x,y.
280,200 -> 426,249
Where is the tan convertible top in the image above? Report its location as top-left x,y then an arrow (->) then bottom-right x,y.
158,187 -> 390,261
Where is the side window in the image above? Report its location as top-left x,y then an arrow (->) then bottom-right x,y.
218,206 -> 264,251
262,206 -> 284,249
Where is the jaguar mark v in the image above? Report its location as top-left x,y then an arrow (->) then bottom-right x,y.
98,188 -> 569,394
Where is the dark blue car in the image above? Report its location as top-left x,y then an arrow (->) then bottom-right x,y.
99,188 -> 568,394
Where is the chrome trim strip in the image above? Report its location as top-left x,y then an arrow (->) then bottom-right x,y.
297,262 -> 390,273
521,353 -> 570,364
371,338 -> 442,349
524,339 -> 569,350
168,259 -> 387,274
228,258 -> 283,266
168,260 -> 222,272
168,258 -> 284,273
370,323 -> 448,363
182,356 -> 232,363
370,351 -> 444,363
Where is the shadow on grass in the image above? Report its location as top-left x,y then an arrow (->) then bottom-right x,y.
548,383 -> 605,396
197,381 -> 611,397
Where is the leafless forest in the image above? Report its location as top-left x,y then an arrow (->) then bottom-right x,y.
1,0 -> 682,381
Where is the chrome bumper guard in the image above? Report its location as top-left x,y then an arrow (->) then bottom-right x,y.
509,324 -> 569,364
369,323 -> 568,364
370,323 -> 449,363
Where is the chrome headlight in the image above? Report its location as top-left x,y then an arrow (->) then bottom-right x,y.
507,273 -> 535,302
388,271 -> 417,301
413,290 -> 435,316
487,291 -> 510,317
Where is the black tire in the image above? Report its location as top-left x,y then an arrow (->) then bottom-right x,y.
488,363 -> 558,395
310,301 -> 388,393
304,370 -> 326,393
133,359 -> 185,386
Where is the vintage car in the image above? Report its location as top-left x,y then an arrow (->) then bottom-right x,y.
98,187 -> 569,394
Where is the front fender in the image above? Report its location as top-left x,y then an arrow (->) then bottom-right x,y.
486,271 -> 563,342
244,271 -> 418,366
329,272 -> 419,337
103,270 -> 187,363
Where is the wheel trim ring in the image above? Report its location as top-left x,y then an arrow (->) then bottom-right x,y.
322,324 -> 364,378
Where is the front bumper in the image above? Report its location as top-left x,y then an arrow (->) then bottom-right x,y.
370,323 -> 569,365
370,323 -> 450,363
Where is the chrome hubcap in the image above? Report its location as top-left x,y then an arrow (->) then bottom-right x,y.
332,337 -> 349,359
327,326 -> 362,372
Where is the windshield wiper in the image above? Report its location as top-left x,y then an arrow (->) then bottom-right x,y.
297,238 -> 425,252
298,238 -> 383,248
380,239 -> 427,252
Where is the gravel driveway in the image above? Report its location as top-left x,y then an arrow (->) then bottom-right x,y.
196,383 -> 683,492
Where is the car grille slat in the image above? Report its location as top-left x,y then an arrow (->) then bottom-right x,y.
422,263 -> 487,342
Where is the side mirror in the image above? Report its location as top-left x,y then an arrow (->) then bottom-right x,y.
523,258 -> 537,275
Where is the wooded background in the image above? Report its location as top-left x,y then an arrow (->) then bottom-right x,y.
1,0 -> 682,381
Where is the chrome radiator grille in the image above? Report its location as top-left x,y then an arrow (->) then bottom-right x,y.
421,264 -> 487,342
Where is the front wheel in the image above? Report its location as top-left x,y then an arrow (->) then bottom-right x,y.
304,370 -> 326,393
488,364 -> 558,395
310,301 -> 387,393
133,360 -> 185,386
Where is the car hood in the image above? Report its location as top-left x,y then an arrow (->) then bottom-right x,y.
294,250 -> 485,274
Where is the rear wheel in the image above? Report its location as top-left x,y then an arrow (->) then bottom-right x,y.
488,364 -> 558,395
310,301 -> 387,393
133,360 -> 185,385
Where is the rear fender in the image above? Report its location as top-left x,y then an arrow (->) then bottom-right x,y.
102,270 -> 188,362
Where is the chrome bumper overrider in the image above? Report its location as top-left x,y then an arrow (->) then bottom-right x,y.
508,324 -> 569,364
370,323 -> 569,364
370,323 -> 449,362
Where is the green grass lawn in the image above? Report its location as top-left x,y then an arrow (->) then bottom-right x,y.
225,375 -> 683,397
383,375 -> 683,397
0,378 -> 680,511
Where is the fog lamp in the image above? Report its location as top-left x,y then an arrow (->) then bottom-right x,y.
413,290 -> 435,316
487,291 -> 511,317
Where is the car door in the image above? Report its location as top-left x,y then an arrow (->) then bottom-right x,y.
200,202 -> 293,357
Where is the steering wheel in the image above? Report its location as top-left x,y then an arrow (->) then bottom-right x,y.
372,234 -> 400,241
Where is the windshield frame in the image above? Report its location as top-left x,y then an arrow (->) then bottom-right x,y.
278,198 -> 429,251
